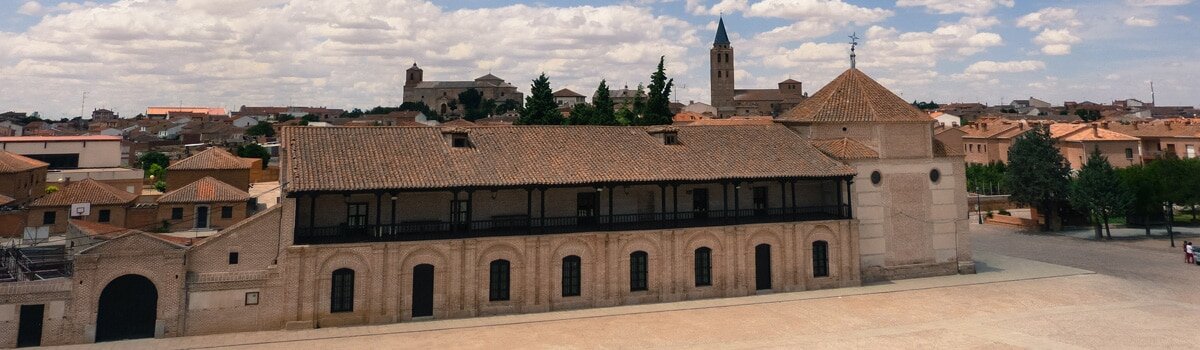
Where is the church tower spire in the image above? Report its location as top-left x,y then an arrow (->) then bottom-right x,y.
710,17 -> 735,117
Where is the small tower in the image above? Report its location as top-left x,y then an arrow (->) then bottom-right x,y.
405,63 -> 423,87
710,17 -> 736,118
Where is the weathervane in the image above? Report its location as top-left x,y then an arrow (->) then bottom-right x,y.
849,32 -> 860,69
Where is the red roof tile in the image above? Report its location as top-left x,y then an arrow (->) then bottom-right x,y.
0,150 -> 48,173
167,147 -> 253,170
283,125 -> 856,192
29,179 -> 138,207
158,176 -> 250,203
779,68 -> 931,123
809,138 -> 879,160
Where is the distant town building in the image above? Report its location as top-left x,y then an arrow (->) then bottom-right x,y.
553,89 -> 586,107
709,18 -> 806,117
146,107 -> 227,119
402,63 -> 523,117
91,109 -> 117,120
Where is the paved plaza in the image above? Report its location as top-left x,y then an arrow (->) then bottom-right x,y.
53,222 -> 1200,349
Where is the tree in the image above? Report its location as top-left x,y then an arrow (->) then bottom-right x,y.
301,114 -> 319,123
1074,109 -> 1101,122
138,151 -> 170,171
1119,164 -> 1163,236
641,56 -> 675,125
1070,148 -> 1131,239
592,80 -> 618,126
966,161 -> 1008,195
275,114 -> 295,122
517,73 -> 563,125
1147,153 -> 1200,245
458,88 -> 488,120
246,121 -> 275,138
146,163 -> 165,181
1006,124 -> 1072,231
567,103 -> 595,125
235,144 -> 271,169
629,84 -> 646,123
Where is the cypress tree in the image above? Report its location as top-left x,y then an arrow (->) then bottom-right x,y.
592,80 -> 617,125
1070,148 -> 1131,239
1006,124 -> 1072,231
517,73 -> 562,125
642,56 -> 674,125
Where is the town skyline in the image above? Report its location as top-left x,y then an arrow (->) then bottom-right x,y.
1,0 -> 1197,118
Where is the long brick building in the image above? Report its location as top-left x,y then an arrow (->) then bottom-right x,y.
0,67 -> 970,346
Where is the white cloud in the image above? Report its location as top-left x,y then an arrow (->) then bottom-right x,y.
17,1 -> 43,16
686,0 -> 749,15
0,1 -> 701,117
745,0 -> 892,23
1126,0 -> 1192,6
1033,29 -> 1081,55
1017,7 -> 1082,56
1016,7 -> 1081,30
1176,15 -> 1192,22
964,60 -> 1045,74
1124,16 -> 1159,27
895,0 -> 1014,16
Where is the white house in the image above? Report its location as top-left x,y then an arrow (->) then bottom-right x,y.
930,111 -> 962,127
232,116 -> 259,128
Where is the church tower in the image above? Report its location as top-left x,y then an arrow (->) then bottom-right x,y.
710,18 -> 736,117
405,63 -> 423,87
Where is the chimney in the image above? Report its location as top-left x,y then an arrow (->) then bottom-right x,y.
1092,124 -> 1099,138
1167,123 -> 1173,130
982,123 -> 988,131
1101,121 -> 1109,129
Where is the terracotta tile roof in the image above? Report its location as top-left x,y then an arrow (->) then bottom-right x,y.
1104,122 -> 1200,138
809,138 -> 879,160
1051,124 -> 1140,142
933,139 -> 963,157
30,179 -> 137,207
0,194 -> 13,206
441,119 -> 477,127
167,147 -> 253,170
779,68 -> 932,123
0,150 -> 48,173
283,125 -> 856,192
70,219 -> 134,240
685,117 -> 776,126
157,176 -> 251,204
553,88 -> 585,98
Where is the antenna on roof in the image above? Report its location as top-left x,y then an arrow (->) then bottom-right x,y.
848,32 -> 860,69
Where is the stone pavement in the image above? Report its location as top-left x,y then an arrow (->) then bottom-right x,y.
49,251 -> 1097,349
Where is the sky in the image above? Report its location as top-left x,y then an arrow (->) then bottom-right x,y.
0,0 -> 1197,118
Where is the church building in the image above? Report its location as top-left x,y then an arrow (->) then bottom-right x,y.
402,63 -> 524,117
710,18 -> 807,117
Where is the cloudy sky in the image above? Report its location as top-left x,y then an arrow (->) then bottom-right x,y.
1,0 -> 1197,118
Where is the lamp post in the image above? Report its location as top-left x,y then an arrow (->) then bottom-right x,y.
975,183 -> 984,224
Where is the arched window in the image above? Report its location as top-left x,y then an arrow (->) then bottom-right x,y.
812,241 -> 829,278
694,247 -> 712,287
562,255 -> 581,297
331,268 -> 354,313
629,251 -> 648,291
489,259 -> 510,301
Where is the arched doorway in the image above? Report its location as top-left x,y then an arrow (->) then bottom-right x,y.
755,244 -> 772,290
412,264 -> 435,318
96,274 -> 158,342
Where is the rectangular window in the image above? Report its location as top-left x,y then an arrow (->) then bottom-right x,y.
694,248 -> 712,287
630,251 -> 648,292
1125,148 -> 1134,159
228,252 -> 239,265
1189,145 -> 1196,159
450,200 -> 467,224
98,209 -> 111,223
42,211 -> 55,225
244,292 -> 259,306
221,206 -> 233,219
562,256 -> 581,297
346,203 -> 368,226
171,207 -> 183,220
331,269 -> 354,313
489,260 -> 510,301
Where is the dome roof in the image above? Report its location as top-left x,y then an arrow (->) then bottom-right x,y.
778,68 -> 931,123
